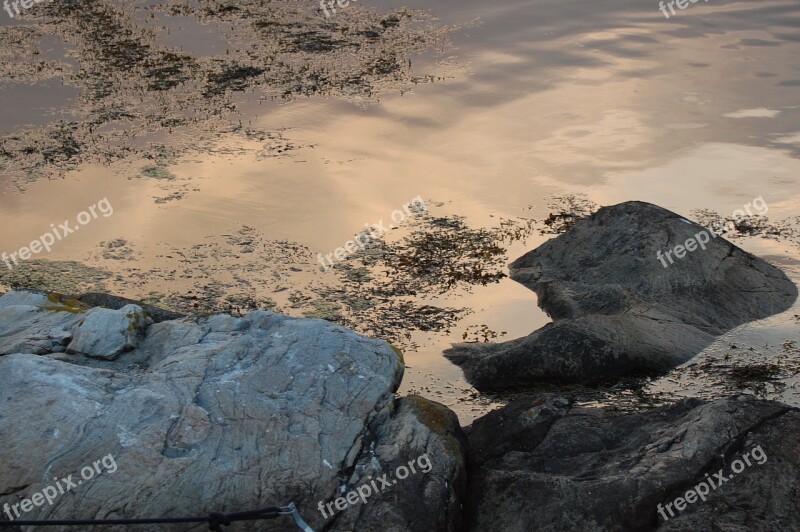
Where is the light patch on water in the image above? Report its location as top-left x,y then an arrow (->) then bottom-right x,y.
531,110 -> 658,170
724,108 -> 781,118
664,123 -> 707,130
590,143 -> 800,217
773,132 -> 800,146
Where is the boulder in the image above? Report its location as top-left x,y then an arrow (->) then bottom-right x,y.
445,201 -> 798,389
0,291 -> 466,531
66,304 -> 150,359
327,395 -> 468,532
463,395 -> 800,531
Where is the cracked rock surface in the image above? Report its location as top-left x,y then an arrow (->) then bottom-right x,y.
0,290 -> 464,531
463,395 -> 800,531
328,395 -> 467,532
446,201 -> 798,389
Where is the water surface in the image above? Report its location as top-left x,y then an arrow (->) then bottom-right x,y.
1,0 -> 799,423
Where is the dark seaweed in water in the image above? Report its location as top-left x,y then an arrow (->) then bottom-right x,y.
676,345 -> 796,399
0,0 -> 456,184
383,215 -> 509,295
538,194 -> 600,235
691,208 -> 800,248
204,63 -> 267,97
306,209 -> 539,346
0,260 -> 112,295
0,204 -> 537,349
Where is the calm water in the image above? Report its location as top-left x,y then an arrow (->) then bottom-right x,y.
1,0 -> 799,423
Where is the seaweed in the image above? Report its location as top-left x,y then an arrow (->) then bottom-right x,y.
0,0 -> 457,184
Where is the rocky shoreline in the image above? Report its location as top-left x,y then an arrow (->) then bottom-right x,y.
1,201 -> 798,531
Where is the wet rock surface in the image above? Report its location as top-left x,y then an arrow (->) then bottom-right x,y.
446,201 -> 798,390
462,395 -> 800,531
0,290 -> 465,531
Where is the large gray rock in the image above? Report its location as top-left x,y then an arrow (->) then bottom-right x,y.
0,291 -> 465,531
446,201 -> 798,389
463,395 -> 800,531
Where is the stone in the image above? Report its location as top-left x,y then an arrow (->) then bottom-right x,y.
328,395 -> 468,531
446,201 -> 798,389
0,291 -> 83,356
463,395 -> 800,531
66,304 -> 149,360
0,291 -> 465,531
77,292 -> 185,323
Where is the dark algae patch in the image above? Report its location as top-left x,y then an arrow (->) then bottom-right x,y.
0,204 -> 538,351
0,260 -> 111,295
691,208 -> 800,248
0,0 -> 458,184
537,194 -> 600,235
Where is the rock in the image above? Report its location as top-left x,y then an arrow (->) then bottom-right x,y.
66,304 -> 150,360
328,395 -> 468,532
0,291 -> 83,356
463,395 -> 800,531
0,291 -> 54,308
77,292 -> 185,323
445,201 -> 798,389
0,290 -> 465,531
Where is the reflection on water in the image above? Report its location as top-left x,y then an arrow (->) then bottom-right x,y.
1,0 -> 799,423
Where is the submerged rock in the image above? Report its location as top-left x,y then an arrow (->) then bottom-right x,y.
0,290 -> 465,531
445,201 -> 798,389
462,395 -> 800,531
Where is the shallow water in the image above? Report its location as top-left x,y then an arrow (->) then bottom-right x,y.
1,0 -> 799,423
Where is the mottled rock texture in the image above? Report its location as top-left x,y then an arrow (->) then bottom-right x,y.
464,395 -> 800,531
0,291 -> 466,531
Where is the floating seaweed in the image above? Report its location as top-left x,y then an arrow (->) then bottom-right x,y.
0,0 -> 457,185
